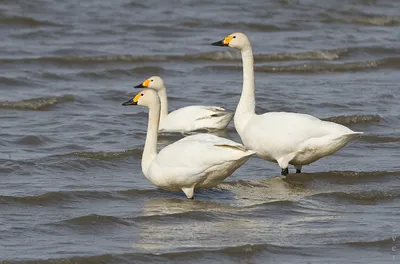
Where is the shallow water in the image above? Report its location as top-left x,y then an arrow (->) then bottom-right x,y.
1,0 -> 399,263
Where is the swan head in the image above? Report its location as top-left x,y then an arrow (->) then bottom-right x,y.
211,32 -> 250,50
134,76 -> 165,91
122,89 -> 160,108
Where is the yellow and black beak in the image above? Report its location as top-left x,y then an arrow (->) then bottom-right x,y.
122,99 -> 137,106
134,79 -> 150,89
122,93 -> 141,106
211,36 -> 232,47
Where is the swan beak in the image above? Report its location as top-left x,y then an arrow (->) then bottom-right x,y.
134,79 -> 150,88
211,39 -> 227,46
122,99 -> 137,106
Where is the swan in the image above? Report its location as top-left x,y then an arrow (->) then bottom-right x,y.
134,76 -> 233,133
211,32 -> 363,175
122,88 -> 255,199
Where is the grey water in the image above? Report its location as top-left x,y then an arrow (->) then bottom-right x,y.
0,0 -> 399,263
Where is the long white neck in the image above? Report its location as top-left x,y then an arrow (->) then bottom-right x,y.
157,87 -> 169,123
234,46 -> 256,133
141,101 -> 160,177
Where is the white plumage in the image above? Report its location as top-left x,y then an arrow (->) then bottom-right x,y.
134,76 -> 233,132
212,32 -> 363,175
122,89 -> 255,199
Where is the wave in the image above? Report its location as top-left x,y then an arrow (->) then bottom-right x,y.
56,214 -> 131,227
0,190 -> 119,206
285,170 -> 399,185
65,148 -> 142,160
77,66 -> 167,79
346,237 -> 399,248
0,15 -> 62,27
312,189 -> 400,204
13,135 -> 54,146
4,243 -> 315,264
323,114 -> 382,125
361,135 -> 400,143
3,46 -> 398,66
0,188 -> 161,206
254,57 -> 400,73
0,95 -> 74,111
325,13 -> 400,26
0,76 -> 31,87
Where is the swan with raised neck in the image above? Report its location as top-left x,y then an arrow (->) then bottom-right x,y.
212,32 -> 363,175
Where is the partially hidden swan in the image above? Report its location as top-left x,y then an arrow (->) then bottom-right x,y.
134,76 -> 233,133
122,89 -> 255,199
212,32 -> 363,175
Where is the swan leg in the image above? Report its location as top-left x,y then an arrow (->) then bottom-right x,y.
295,165 -> 302,173
281,168 -> 289,175
182,187 -> 195,199
277,155 -> 294,176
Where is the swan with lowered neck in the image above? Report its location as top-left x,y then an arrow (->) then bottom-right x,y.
212,32 -> 363,175
122,89 -> 255,199
134,76 -> 234,133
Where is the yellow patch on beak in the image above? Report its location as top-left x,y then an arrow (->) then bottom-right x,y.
223,36 -> 233,45
142,79 -> 150,87
133,92 -> 142,103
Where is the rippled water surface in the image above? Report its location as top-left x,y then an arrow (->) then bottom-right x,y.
1,0 -> 400,263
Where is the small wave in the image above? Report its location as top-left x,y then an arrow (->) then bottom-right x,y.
134,210 -> 222,223
57,214 -> 131,227
78,66 -> 166,79
67,148 -> 142,160
346,237 -> 399,248
285,171 -> 399,185
0,16 -> 62,27
14,135 -> 53,146
257,49 -> 342,61
0,190 -> 119,206
0,76 -> 31,87
361,135 -> 400,143
349,15 -> 400,26
323,114 -> 382,125
7,243 -> 313,264
0,95 -> 74,111
255,60 -> 379,73
0,49 -> 351,66
313,189 -> 400,204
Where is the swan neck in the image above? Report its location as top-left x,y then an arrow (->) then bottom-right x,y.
142,102 -> 160,176
237,46 -> 255,116
157,87 -> 169,122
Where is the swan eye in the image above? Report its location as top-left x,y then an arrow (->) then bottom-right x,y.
233,36 -> 236,38
150,80 -> 154,82
141,93 -> 144,96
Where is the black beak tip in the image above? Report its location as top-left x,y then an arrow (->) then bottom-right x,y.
122,100 -> 137,106
134,84 -> 144,88
211,40 -> 225,46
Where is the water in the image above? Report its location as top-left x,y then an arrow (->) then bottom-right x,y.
1,0 -> 399,263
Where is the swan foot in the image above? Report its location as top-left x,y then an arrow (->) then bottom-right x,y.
296,169 -> 301,173
281,168 -> 289,175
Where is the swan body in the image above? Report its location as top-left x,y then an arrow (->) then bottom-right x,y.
122,89 -> 254,199
135,76 -> 233,132
212,33 -> 363,174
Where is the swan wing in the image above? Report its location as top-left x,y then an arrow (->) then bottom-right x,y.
243,112 -> 360,156
160,105 -> 233,132
149,134 -> 254,186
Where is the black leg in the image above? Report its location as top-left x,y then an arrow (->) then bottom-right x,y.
281,167 -> 289,175
296,169 -> 301,173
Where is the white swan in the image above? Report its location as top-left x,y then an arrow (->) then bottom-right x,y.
134,76 -> 233,133
212,32 -> 363,175
122,89 -> 255,199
